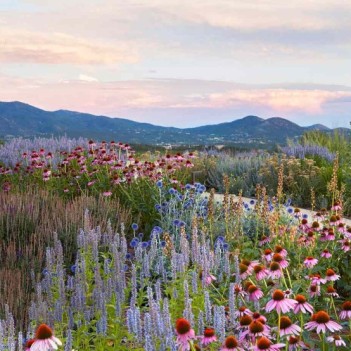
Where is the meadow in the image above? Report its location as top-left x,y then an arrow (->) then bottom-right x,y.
0,133 -> 350,351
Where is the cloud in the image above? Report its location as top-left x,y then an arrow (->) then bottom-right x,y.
78,74 -> 99,82
0,27 -> 138,64
206,89 -> 351,114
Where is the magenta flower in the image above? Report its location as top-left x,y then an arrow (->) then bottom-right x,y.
279,316 -> 301,336
272,253 -> 289,269
253,265 -> 269,281
325,268 -> 340,281
294,294 -> 313,314
263,249 -> 273,262
248,285 -> 264,302
321,249 -> 332,258
327,335 -> 346,347
268,262 -> 283,279
274,245 -> 288,257
200,328 -> 217,346
305,311 -> 342,334
175,318 -> 195,351
221,335 -> 244,351
204,274 -> 216,286
304,256 -> 318,269
308,284 -> 321,298
30,324 -> 62,351
266,290 -> 297,313
339,301 -> 351,320
253,336 -> 285,350
234,306 -> 253,319
326,286 -> 339,297
339,239 -> 351,252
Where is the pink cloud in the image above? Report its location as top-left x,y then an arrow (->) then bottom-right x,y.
0,27 -> 138,64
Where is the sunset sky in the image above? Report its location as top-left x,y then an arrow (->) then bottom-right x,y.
0,0 -> 350,128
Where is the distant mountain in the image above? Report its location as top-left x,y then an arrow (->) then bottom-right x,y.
306,124 -> 331,131
0,101 -> 347,147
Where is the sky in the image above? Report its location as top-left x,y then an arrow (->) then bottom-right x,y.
0,0 -> 350,128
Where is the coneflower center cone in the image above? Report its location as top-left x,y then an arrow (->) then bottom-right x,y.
272,290 -> 285,301
256,336 -> 272,349
176,318 -> 191,334
313,311 -> 330,323
35,324 -> 53,340
225,336 -> 238,348
280,316 -> 292,329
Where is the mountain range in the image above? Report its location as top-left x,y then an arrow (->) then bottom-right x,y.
0,101 -> 348,147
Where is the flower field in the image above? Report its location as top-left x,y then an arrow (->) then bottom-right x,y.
0,137 -> 351,350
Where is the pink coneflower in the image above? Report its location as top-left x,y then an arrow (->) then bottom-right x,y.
287,336 -> 310,351
326,228 -> 335,240
326,285 -> 339,297
259,236 -> 271,246
25,339 -> 35,351
30,324 -> 62,351
272,253 -> 289,269
233,284 -> 247,299
252,312 -> 267,323
339,301 -> 351,320
329,215 -> 338,226
247,285 -> 264,302
263,249 -> 273,262
294,294 -> 313,314
221,335 -> 244,351
299,218 -> 310,232
308,284 -> 321,298
325,269 -> 340,281
239,263 -> 251,280
331,202 -> 342,212
304,256 -> 318,269
200,327 -> 217,346
274,245 -> 287,257
204,274 -> 217,286
345,227 -> 351,239
337,223 -> 346,234
265,289 -> 298,313
234,306 -> 252,318
305,311 -> 342,334
253,336 -> 285,350
268,262 -> 283,279
279,316 -> 301,336
321,249 -> 332,258
102,191 -> 112,197
327,334 -> 346,347
311,221 -> 320,231
241,259 -> 260,273
253,265 -> 269,281
175,318 -> 196,350
240,319 -> 269,341
319,231 -> 328,242
307,273 -> 326,285
339,239 -> 351,252
239,315 -> 253,329
314,212 -> 324,221
185,160 -> 194,168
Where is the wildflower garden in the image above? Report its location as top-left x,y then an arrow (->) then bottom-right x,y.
0,132 -> 351,351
